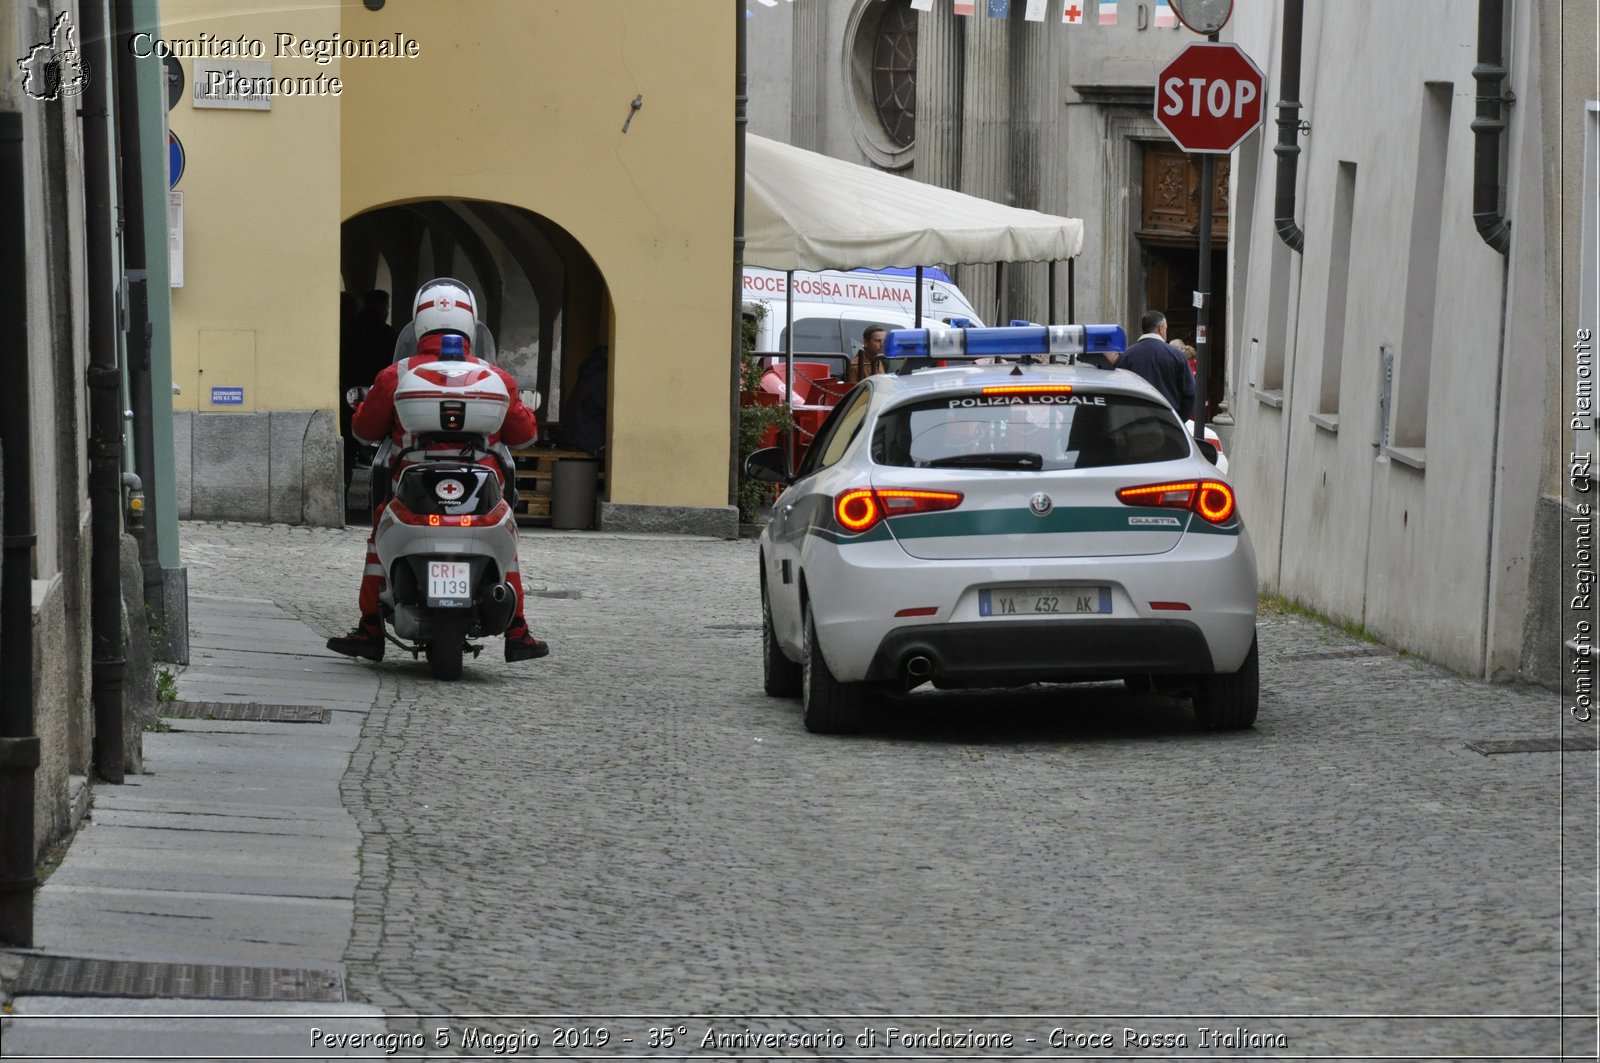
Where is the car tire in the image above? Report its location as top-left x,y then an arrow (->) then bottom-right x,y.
801,602 -> 864,734
1192,635 -> 1259,730
762,577 -> 801,698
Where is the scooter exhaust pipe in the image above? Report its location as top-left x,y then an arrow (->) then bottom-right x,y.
479,581 -> 517,636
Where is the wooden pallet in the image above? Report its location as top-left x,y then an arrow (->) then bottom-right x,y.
510,447 -> 600,526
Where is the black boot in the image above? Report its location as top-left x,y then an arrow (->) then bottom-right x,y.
504,620 -> 550,662
328,615 -> 385,661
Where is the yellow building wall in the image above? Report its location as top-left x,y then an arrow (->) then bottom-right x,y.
338,0 -> 736,511
164,0 -> 342,413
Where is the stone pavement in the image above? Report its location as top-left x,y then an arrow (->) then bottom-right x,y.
0,592 -> 386,1059
1,519 -> 1595,1062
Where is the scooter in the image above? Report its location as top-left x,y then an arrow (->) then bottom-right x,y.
348,346 -> 531,680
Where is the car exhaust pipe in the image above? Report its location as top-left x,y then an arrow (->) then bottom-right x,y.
906,655 -> 933,680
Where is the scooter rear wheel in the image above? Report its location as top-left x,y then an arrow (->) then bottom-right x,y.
425,614 -> 469,680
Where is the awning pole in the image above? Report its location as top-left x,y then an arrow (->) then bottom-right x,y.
1067,258 -> 1076,323
914,266 -> 924,327
994,262 -> 1003,324
784,270 -> 795,470
1048,261 -> 1057,323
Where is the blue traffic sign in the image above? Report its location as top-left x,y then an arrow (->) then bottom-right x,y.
169,132 -> 184,190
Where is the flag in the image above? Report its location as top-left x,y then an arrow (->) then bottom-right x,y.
1061,0 -> 1084,23
953,0 -> 976,15
1098,0 -> 1117,24
1153,0 -> 1176,27
988,0 -> 1010,16
1025,0 -> 1048,19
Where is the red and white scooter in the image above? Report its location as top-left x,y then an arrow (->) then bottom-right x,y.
354,334 -> 526,680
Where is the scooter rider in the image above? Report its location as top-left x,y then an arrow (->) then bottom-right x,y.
327,279 -> 551,663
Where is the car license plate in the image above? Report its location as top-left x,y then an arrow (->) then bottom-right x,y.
427,561 -> 472,604
979,585 -> 1109,617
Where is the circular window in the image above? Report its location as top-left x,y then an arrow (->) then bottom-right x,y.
871,6 -> 917,148
844,0 -> 916,170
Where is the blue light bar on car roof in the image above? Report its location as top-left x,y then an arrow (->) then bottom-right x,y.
884,324 -> 1128,361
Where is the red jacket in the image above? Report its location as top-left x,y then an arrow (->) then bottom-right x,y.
353,354 -> 538,450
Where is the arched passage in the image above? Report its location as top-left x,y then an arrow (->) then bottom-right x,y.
339,200 -> 613,500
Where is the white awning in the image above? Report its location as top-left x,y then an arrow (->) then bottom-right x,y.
743,134 -> 1085,272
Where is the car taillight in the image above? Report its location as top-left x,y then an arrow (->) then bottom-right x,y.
1116,479 -> 1236,525
835,488 -> 963,533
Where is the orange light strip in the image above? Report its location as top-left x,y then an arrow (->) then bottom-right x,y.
980,384 -> 1074,395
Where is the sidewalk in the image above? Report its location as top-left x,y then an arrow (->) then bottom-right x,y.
0,592 -> 387,1060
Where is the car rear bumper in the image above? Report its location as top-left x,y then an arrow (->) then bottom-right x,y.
864,618 -> 1217,686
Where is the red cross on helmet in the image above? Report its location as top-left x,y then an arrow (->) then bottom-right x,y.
413,278 -> 478,340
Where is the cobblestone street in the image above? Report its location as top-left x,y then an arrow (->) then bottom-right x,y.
177,520 -> 1595,1058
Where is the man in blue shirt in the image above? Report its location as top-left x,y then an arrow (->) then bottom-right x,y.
1115,310 -> 1196,419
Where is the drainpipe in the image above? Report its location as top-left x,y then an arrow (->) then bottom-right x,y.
82,0 -> 128,783
730,0 -> 747,498
113,1 -> 162,621
1272,0 -> 1305,253
1471,0 -> 1511,255
0,31 -> 39,948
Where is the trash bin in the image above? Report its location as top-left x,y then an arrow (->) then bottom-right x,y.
551,458 -> 599,530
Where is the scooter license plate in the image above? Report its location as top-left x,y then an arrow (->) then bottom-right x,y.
426,561 -> 473,606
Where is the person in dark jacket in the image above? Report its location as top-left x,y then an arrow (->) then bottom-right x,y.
1116,310 -> 1196,419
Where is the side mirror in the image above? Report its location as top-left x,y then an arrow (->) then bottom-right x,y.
344,386 -> 369,410
520,389 -> 541,411
1196,439 -> 1219,465
743,446 -> 792,485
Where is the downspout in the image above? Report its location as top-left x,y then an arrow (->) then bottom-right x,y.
730,0 -> 746,500
113,0 -> 160,625
1272,0 -> 1305,253
0,29 -> 39,948
1473,0 -> 1512,677
1471,0 -> 1511,254
82,0 -> 128,783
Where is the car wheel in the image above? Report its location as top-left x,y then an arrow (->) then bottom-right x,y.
762,577 -> 801,698
1192,635 -> 1259,730
801,602 -> 863,734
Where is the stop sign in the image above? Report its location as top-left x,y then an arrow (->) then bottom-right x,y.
1154,42 -> 1267,154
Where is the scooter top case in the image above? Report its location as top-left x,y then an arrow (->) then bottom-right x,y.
393,355 -> 510,437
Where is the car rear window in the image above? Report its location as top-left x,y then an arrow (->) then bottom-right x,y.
871,389 -> 1189,470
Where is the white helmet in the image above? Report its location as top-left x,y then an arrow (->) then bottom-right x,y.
412,278 -> 477,338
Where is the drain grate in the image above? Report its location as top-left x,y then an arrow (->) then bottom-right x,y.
1466,735 -> 1600,755
14,956 -> 345,1002
1276,645 -> 1394,661
161,701 -> 328,724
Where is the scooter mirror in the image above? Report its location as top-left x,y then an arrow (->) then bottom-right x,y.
520,389 -> 541,411
344,386 -> 369,410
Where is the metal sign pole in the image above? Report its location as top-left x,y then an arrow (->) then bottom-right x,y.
1195,150 -> 1212,442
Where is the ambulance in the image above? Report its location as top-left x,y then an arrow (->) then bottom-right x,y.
742,266 -> 986,367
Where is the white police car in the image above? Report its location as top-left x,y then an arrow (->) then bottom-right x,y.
744,324 -> 1258,735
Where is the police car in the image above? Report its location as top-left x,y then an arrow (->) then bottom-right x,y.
744,324 -> 1258,735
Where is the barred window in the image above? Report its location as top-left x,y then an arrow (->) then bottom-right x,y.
870,4 -> 917,148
